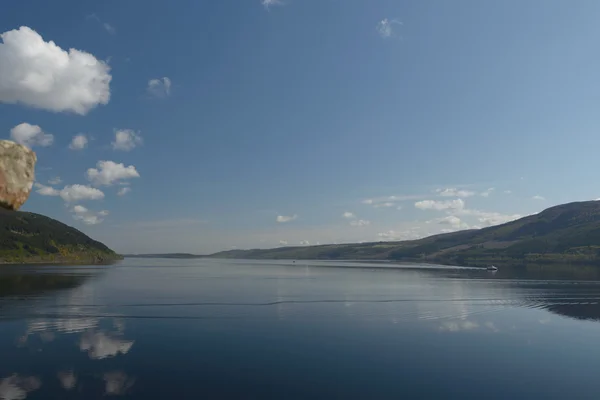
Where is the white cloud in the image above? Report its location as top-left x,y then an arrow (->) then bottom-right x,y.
117,187 -> 131,196
0,375 -> 41,400
69,134 -> 88,150
300,240 -> 310,245
350,219 -> 371,227
532,195 -> 545,201
279,240 -> 288,245
112,129 -> 142,151
34,183 -> 60,196
147,77 -> 171,98
342,211 -> 355,219
79,331 -> 134,359
276,214 -> 297,223
71,205 -> 109,225
0,26 -> 111,114
10,123 -> 53,147
436,188 -> 475,198
504,190 -> 512,194
262,0 -> 283,9
376,18 -> 402,38
48,177 -> 62,185
87,161 -> 140,186
415,199 -> 465,211
363,194 -> 424,206
480,188 -> 495,197
60,185 -> 105,202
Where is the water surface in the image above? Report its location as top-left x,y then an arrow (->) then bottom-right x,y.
2,259 -> 600,399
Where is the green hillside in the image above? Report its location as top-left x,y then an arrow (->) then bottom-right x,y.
0,208 -> 122,264
211,201 -> 600,266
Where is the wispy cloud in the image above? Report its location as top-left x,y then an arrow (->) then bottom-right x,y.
87,14 -> 116,35
350,219 -> 371,227
415,199 -> 465,211
532,195 -> 545,201
117,187 -> 131,196
342,212 -> 355,219
436,188 -> 475,198
480,188 -> 495,197
376,18 -> 402,39
277,214 -> 298,223
262,0 -> 283,10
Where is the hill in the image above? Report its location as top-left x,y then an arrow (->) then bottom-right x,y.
0,208 -> 122,264
210,201 -> 600,266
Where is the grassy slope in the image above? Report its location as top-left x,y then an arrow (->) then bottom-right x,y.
210,201 -> 600,266
0,208 -> 121,264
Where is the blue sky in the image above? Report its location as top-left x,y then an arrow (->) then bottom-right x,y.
1,0 -> 600,254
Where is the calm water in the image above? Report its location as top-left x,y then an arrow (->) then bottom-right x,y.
2,259 -> 600,399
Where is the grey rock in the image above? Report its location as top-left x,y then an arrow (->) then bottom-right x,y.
0,140 -> 37,210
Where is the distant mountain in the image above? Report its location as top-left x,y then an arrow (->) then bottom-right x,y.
210,201 -> 600,266
0,208 -> 121,264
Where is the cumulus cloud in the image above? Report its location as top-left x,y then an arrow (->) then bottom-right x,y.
343,212 -> 355,219
60,185 -> 105,202
415,199 -> 465,211
71,205 -> 109,225
532,195 -> 545,201
457,209 -> 522,227
0,26 -> 111,114
147,77 -> 171,98
48,177 -> 62,185
376,18 -> 402,38
276,215 -> 297,223
35,183 -> 104,203
279,240 -> 288,245
436,188 -> 475,198
87,161 -> 140,186
34,183 -> 60,196
112,129 -> 142,151
300,240 -> 310,245
350,219 -> 371,227
69,134 -> 88,150
79,331 -> 134,360
117,187 -> 131,196
10,123 -> 53,147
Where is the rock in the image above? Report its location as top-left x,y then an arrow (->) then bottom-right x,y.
0,140 -> 37,211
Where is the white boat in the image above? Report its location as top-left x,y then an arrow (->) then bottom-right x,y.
486,265 -> 498,271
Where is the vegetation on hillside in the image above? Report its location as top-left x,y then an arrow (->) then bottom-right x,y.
0,208 -> 121,264
210,201 -> 600,267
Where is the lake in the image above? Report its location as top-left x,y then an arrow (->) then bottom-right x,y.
2,259 -> 600,399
